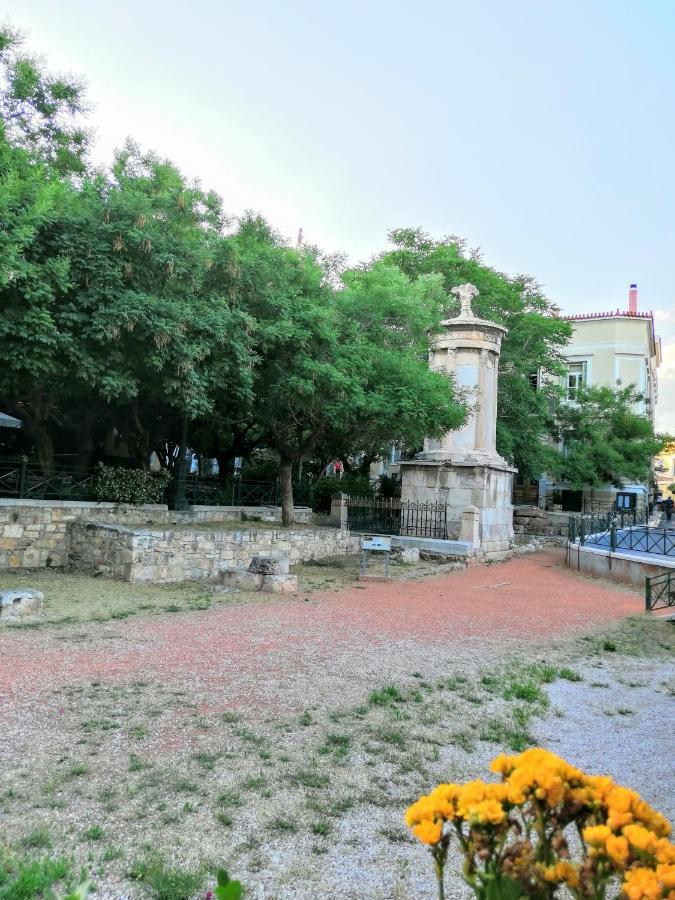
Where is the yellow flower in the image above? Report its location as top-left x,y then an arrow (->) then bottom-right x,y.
467,798 -> 506,826
584,825 -> 612,846
622,867 -> 662,900
413,820 -> 443,846
624,824 -> 659,855
606,835 -> 630,867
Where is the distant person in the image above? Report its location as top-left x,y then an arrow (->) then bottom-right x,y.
665,496 -> 674,522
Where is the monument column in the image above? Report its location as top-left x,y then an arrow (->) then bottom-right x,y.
399,284 -> 517,557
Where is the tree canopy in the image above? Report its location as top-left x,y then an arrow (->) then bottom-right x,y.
0,28 -> 665,518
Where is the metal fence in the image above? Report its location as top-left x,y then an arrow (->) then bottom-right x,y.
346,496 -> 448,539
0,458 -> 311,508
185,474 -> 311,508
568,507 -> 649,544
0,458 -> 98,501
646,571 -> 674,612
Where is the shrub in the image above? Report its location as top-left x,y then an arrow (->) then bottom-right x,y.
311,473 -> 375,513
406,747 -> 675,900
94,464 -> 171,505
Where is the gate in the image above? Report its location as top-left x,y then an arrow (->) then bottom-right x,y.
645,572 -> 675,612
346,497 -> 448,539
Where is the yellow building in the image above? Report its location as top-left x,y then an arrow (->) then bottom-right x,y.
539,285 -> 662,512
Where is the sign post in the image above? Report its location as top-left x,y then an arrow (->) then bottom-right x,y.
360,534 -> 392,579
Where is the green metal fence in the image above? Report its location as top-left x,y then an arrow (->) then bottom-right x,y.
645,571 -> 674,612
0,458 -> 312,508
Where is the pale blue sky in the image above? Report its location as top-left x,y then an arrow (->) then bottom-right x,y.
7,0 -> 675,428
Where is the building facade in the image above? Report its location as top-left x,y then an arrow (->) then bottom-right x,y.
537,284 -> 661,512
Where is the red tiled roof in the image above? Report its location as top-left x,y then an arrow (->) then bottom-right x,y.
564,310 -> 653,320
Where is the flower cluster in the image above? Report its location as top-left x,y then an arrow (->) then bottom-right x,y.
405,748 -> 675,900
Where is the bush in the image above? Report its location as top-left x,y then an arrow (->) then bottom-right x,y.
311,473 -> 375,514
93,464 -> 171,505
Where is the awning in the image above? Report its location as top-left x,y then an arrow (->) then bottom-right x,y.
0,411 -> 22,429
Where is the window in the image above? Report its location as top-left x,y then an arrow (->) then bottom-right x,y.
566,362 -> 586,399
616,492 -> 636,510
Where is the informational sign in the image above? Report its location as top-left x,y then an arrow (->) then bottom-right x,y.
361,535 -> 392,552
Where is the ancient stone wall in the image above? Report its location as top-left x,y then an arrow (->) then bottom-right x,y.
68,522 -> 359,582
512,505 -> 569,539
0,500 -> 312,570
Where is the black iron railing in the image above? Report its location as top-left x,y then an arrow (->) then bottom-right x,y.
646,571 -> 674,611
0,458 -> 98,501
0,458 -> 311,509
346,496 -> 448,539
568,507 -> 649,543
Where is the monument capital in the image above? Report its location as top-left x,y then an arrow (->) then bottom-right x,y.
451,283 -> 479,318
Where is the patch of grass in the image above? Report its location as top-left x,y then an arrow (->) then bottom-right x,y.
368,685 -> 405,707
0,851 -> 71,899
221,711 -> 240,724
617,707 -> 635,716
558,667 -> 583,682
128,753 -> 148,772
380,826 -> 411,843
288,767 -> 330,790
450,730 -> 475,753
191,751 -> 220,771
129,854 -> 205,900
217,789 -> 243,809
64,762 -> 89,779
603,640 -> 617,653
19,826 -> 52,850
83,824 -> 105,841
215,812 -> 233,827
318,733 -> 351,758
299,711 -> 313,727
479,707 -> 532,752
101,845 -> 123,863
270,816 -> 298,834
242,775 -> 267,791
377,727 -> 406,750
311,819 -> 332,836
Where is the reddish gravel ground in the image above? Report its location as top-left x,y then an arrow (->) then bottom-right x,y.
0,551 -> 642,719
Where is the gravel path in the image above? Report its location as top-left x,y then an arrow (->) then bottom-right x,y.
1,550 -> 668,900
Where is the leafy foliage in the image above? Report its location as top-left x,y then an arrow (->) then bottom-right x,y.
551,385 -> 666,488
94,464 -> 171,504
380,228 -> 573,479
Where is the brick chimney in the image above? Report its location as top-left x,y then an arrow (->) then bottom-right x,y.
628,283 -> 638,314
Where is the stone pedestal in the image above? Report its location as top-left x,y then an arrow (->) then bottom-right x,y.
400,283 -> 517,554
400,459 -> 515,552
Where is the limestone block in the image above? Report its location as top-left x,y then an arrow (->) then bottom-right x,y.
2,524 -> 24,539
398,547 -> 420,563
248,555 -> 290,575
0,588 -> 44,623
262,574 -> 298,593
221,569 -> 264,591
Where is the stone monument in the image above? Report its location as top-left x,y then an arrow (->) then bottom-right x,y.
399,283 -> 517,556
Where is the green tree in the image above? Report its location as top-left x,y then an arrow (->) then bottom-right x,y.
380,228 -> 572,479
0,24 -> 88,174
235,219 -> 466,524
551,384 -> 667,488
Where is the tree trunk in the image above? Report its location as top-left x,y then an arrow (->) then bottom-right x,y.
74,414 -> 95,477
279,457 -> 295,527
31,426 -> 55,476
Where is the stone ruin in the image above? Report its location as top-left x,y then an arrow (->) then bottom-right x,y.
220,554 -> 298,594
0,588 -> 44,624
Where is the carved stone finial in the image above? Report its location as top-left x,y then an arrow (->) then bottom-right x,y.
451,283 -> 479,318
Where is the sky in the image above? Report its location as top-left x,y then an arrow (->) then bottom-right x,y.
6,0 -> 675,431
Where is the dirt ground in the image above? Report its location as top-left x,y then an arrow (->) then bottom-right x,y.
0,549 -> 672,899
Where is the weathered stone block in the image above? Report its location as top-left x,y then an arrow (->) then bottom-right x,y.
262,574 -> 298,593
0,588 -> 44,623
248,555 -> 290,575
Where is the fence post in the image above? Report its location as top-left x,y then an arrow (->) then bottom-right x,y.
645,576 -> 651,612
610,524 -> 617,551
19,455 -> 28,498
579,518 -> 586,545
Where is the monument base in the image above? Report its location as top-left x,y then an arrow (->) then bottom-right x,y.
399,457 -> 516,554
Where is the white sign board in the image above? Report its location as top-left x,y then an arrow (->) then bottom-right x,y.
361,535 -> 392,552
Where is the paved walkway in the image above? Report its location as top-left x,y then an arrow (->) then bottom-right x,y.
0,551 -> 643,719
